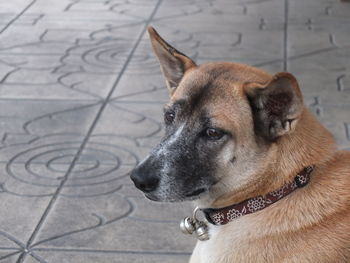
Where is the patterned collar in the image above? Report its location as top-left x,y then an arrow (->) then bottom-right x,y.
202,166 -> 315,226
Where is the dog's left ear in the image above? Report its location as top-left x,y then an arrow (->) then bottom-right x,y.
244,72 -> 304,141
148,27 -> 196,95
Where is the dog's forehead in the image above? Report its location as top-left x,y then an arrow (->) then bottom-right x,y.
175,62 -> 270,98
166,62 -> 273,128
169,63 -> 246,114
176,65 -> 240,97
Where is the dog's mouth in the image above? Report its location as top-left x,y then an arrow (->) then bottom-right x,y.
144,187 -> 208,202
144,193 -> 160,201
185,187 -> 207,197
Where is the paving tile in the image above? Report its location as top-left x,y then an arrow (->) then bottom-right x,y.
0,100 -> 101,150
0,162 -> 67,197
60,164 -> 133,198
288,47 -> 350,99
91,101 -> 164,139
29,186 -> 195,253
84,102 -> 165,164
0,23 -> 145,100
0,251 -> 22,263
0,179 -> 53,250
147,21 -> 283,64
25,250 -> 190,263
155,0 -> 285,23
287,25 -> 335,58
289,0 -> 350,21
0,0 -> 34,13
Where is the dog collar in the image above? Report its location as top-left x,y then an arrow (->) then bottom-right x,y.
202,166 -> 315,226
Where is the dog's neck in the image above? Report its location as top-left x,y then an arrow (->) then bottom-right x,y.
274,109 -> 336,179
203,165 -> 314,225
199,108 -> 337,209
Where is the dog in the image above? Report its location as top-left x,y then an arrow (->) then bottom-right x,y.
130,27 -> 350,262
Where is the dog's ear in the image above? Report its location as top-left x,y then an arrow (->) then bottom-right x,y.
244,72 -> 304,141
148,27 -> 196,95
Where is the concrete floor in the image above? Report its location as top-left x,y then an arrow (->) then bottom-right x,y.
0,0 -> 349,262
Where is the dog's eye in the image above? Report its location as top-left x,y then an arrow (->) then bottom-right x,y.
164,110 -> 175,124
205,128 -> 224,140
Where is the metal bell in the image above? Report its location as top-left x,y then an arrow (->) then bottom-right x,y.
179,207 -> 210,241
195,223 -> 209,241
180,217 -> 195,235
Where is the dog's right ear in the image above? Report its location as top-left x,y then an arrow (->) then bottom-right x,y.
244,72 -> 304,141
148,27 -> 196,95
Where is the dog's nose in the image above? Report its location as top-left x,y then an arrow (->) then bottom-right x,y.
130,168 -> 159,193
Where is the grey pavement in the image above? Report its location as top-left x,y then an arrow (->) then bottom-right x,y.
0,0 -> 349,262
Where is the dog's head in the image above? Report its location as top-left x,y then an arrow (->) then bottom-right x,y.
130,27 -> 304,204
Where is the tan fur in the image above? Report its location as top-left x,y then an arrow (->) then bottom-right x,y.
185,64 -> 350,262
147,27 -> 350,262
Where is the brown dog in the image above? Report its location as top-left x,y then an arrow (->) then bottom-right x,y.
130,27 -> 350,262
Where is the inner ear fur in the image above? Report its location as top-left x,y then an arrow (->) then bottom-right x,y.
148,27 -> 196,95
244,72 -> 304,141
